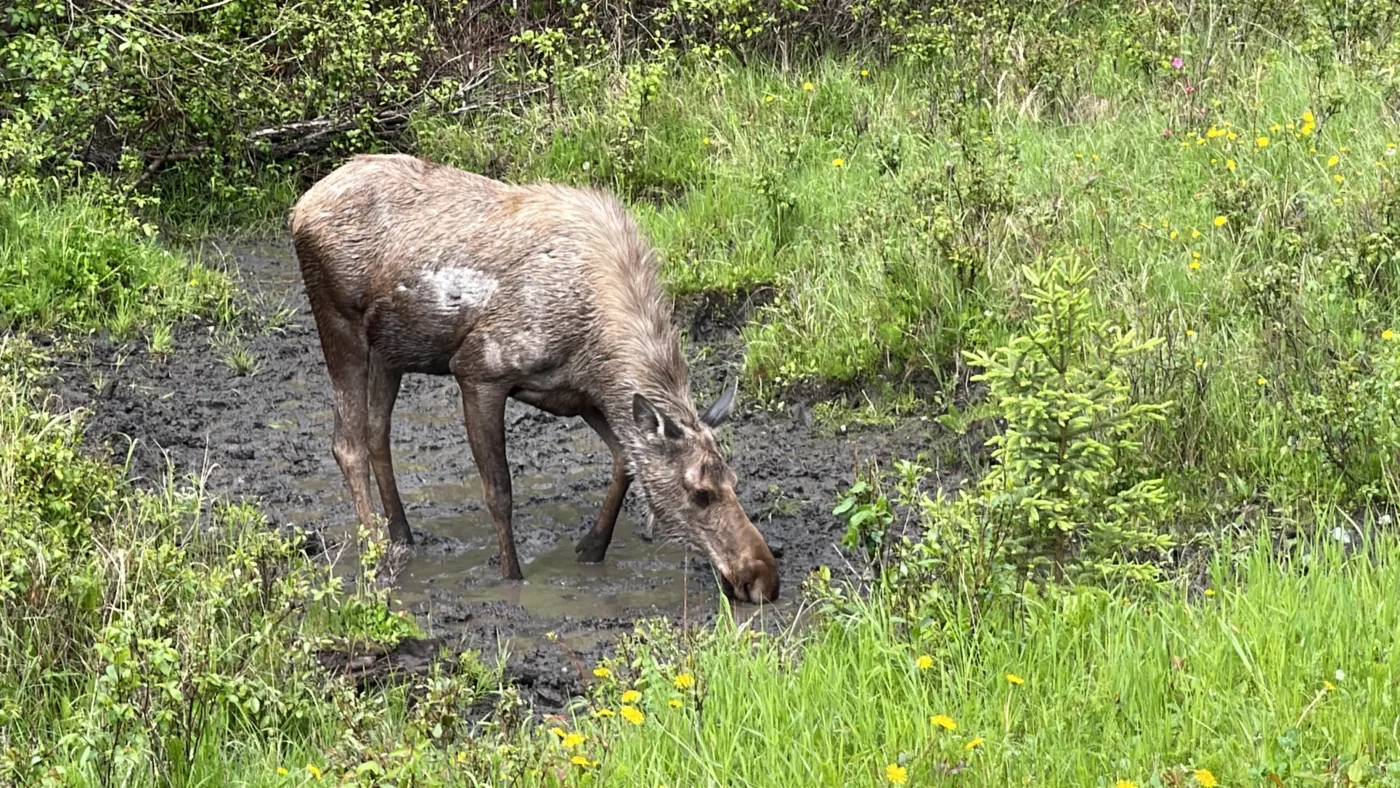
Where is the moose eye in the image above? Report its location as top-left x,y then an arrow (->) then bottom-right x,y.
692,490 -> 712,509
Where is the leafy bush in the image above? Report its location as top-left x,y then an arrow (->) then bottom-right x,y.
837,259 -> 1175,624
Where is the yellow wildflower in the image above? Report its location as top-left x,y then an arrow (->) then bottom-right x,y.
674,673 -> 695,689
621,705 -> 644,725
1328,154 -> 1340,167
832,158 -> 846,168
1257,376 -> 1268,386
764,95 -> 775,103
885,764 -> 908,785
1257,136 -> 1270,147
594,708 -> 614,718
860,69 -> 870,77
1324,680 -> 1337,691
1227,131 -> 1238,141
916,655 -> 933,670
1213,215 -> 1228,227
562,732 -> 586,749
1226,159 -> 1236,171
1192,229 -> 1202,239
621,689 -> 641,704
1189,260 -> 1201,271
702,137 -> 711,146
1007,673 -> 1024,685
802,81 -> 814,91
930,714 -> 957,730
1334,174 -> 1345,184
277,767 -> 289,776
307,765 -> 323,780
965,737 -> 985,750
1194,769 -> 1219,787
593,666 -> 612,679
1171,230 -> 1179,239
669,698 -> 683,708
1205,589 -> 1215,597
1382,329 -> 1394,340
1117,781 -> 1138,788
1270,123 -> 1282,132
571,755 -> 598,768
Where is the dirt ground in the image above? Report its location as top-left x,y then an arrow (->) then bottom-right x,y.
54,239 -> 946,709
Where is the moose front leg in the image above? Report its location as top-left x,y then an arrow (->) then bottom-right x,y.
576,408 -> 632,563
456,379 -> 523,580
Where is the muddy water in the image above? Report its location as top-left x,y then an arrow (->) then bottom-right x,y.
54,238 -> 942,708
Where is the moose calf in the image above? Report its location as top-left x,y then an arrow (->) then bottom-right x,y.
289,154 -> 779,603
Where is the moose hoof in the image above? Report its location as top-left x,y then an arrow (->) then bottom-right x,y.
574,533 -> 610,564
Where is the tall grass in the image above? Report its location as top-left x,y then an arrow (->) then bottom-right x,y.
564,534 -> 1400,786
0,191 -> 231,335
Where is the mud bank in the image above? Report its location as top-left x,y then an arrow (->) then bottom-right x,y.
54,239 -> 948,709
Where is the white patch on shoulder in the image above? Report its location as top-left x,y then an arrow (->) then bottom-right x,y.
424,267 -> 498,313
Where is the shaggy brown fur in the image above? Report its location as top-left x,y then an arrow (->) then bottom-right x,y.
289,154 -> 778,603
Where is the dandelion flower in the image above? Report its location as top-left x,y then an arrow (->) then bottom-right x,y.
702,137 -> 711,146
593,666 -> 612,679
916,655 -> 933,670
674,673 -> 695,689
621,705 -> 644,725
1213,215 -> 1228,227
307,765 -> 323,780
1324,680 -> 1337,691
550,727 -> 567,739
562,732 -> 586,749
1270,124 -> 1282,133
860,69 -> 870,77
571,755 -> 598,767
802,81 -> 814,92
1007,673 -> 1024,685
594,708 -> 615,718
1327,155 -> 1340,167
1205,589 -> 1215,597
885,764 -> 908,784
1194,769 -> 1218,787
277,767 -> 289,776
1382,329 -> 1394,340
1257,376 -> 1268,386
1189,260 -> 1201,271
1117,781 -> 1138,788
930,714 -> 957,730
965,737 -> 985,750
1192,229 -> 1202,239
1257,136 -> 1270,147
1226,159 -> 1236,171
669,698 -> 683,708
1334,174 -> 1345,184
764,95 -> 775,103
832,158 -> 846,168
1171,230 -> 1179,239
621,689 -> 641,704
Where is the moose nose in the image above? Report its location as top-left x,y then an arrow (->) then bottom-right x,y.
720,548 -> 780,604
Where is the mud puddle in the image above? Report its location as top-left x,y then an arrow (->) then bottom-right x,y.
52,238 -> 945,709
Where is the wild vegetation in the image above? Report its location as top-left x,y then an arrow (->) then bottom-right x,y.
3,0 -> 1400,784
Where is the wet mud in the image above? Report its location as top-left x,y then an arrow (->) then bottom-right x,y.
54,239 -> 946,709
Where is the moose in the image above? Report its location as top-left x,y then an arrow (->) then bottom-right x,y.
289,154 -> 779,603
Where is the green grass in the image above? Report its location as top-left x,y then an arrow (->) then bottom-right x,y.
555,535 -> 1400,787
0,190 -> 232,335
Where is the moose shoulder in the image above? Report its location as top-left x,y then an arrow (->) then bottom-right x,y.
288,154 -> 779,603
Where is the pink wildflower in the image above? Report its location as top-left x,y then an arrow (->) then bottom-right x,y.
1171,57 -> 1184,69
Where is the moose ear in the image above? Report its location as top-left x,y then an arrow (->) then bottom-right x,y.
633,393 -> 683,440
700,377 -> 738,427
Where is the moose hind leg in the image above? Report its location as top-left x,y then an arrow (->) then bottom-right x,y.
576,408 -> 632,563
456,379 -> 523,580
314,311 -> 377,532
367,351 -> 411,544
